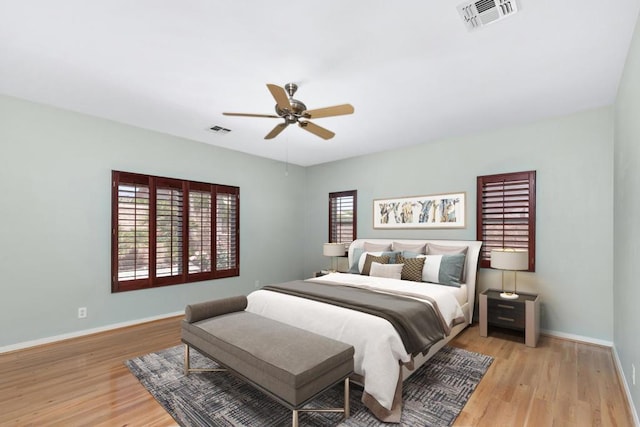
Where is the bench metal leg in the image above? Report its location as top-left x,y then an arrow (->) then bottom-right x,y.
183,344 -> 227,375
344,377 -> 350,418
294,377 -> 351,425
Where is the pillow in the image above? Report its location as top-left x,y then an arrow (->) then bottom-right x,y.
369,262 -> 403,280
421,254 -> 466,287
426,243 -> 468,256
348,247 -> 366,273
392,242 -> 426,254
363,242 -> 392,252
400,250 -> 423,259
361,254 -> 390,276
396,254 -> 425,282
353,251 -> 400,273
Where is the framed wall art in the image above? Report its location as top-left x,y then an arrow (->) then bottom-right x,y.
373,192 -> 465,229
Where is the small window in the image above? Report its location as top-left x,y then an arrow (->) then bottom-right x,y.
112,171 -> 239,292
477,171 -> 536,271
329,190 -> 357,250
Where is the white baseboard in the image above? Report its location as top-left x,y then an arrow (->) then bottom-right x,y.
612,346 -> 640,427
0,311 -> 184,354
541,328 -> 613,347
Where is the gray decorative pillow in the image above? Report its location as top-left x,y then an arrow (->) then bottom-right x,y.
397,254 -> 425,282
392,242 -> 426,254
363,242 -> 392,252
421,254 -> 466,287
348,247 -> 366,273
426,243 -> 468,256
361,254 -> 390,276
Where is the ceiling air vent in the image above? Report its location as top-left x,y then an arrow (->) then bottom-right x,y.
457,0 -> 519,31
208,125 -> 231,135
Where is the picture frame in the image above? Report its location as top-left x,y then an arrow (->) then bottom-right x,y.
373,192 -> 466,229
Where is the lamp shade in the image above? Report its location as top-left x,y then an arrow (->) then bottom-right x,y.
323,243 -> 345,257
490,248 -> 528,271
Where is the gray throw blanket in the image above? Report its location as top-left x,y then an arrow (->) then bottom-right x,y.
262,280 -> 446,356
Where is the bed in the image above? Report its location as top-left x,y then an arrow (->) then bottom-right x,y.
246,238 -> 482,423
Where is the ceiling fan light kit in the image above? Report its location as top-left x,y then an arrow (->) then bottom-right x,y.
223,83 -> 354,140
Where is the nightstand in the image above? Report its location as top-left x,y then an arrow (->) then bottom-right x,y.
479,289 -> 540,347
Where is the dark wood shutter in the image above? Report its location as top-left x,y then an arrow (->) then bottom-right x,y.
215,185 -> 240,277
329,190 -> 357,248
155,178 -> 185,285
477,171 -> 536,270
112,171 -> 151,291
112,171 -> 239,292
187,183 -> 213,278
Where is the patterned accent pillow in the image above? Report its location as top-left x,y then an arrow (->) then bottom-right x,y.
361,254 -> 390,276
397,254 -> 426,282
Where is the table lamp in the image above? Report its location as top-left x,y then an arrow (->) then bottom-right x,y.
323,243 -> 345,272
490,248 -> 529,299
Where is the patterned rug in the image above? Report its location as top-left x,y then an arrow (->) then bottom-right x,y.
125,345 -> 492,426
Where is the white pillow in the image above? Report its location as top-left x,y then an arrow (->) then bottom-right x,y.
369,262 -> 403,280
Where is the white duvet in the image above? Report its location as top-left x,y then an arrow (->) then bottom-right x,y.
245,272 -> 464,411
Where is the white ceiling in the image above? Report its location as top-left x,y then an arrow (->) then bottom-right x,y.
1,1 -> 639,166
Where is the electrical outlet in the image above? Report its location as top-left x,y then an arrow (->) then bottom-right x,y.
78,307 -> 87,319
633,364 -> 636,386
254,280 -> 260,289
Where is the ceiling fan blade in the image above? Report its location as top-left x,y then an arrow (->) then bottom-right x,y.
304,104 -> 354,119
266,84 -> 292,112
298,121 -> 335,140
223,112 -> 280,118
265,123 -> 288,139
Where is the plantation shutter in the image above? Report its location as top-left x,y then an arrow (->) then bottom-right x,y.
187,185 -> 212,276
477,171 -> 536,270
155,178 -> 185,284
112,172 -> 152,291
215,185 -> 239,277
329,190 -> 357,248
112,171 -> 240,292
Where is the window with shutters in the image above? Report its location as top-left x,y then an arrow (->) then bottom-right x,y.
476,171 -> 536,271
329,190 -> 357,250
112,171 -> 239,292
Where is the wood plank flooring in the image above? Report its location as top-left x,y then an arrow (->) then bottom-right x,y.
0,318 -> 634,426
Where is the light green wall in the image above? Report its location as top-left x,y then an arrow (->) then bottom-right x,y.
305,107 -> 614,340
614,9 -> 640,417
0,91 -> 619,351
0,95 -> 306,348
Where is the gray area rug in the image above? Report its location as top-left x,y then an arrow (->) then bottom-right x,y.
125,345 -> 492,426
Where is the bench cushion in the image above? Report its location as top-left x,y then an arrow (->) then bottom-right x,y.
182,311 -> 354,407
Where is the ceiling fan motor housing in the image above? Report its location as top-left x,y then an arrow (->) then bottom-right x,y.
275,98 -> 307,118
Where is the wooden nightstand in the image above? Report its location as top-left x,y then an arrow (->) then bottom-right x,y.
479,289 -> 540,347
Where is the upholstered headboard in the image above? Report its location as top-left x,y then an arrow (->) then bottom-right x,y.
348,238 -> 482,324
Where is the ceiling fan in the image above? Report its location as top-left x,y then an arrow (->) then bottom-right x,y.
223,83 -> 354,140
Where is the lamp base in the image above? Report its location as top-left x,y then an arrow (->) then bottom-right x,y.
500,292 -> 519,299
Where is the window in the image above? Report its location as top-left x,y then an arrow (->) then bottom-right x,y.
477,171 -> 536,271
112,171 -> 239,292
329,190 -> 357,250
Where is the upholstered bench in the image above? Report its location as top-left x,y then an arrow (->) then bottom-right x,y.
181,295 -> 355,427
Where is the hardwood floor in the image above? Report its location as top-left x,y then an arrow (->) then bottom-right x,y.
0,318 -> 634,426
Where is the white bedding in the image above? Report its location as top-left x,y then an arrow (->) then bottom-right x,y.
245,272 -> 464,411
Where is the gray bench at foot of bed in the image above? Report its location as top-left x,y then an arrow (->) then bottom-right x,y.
181,295 -> 355,427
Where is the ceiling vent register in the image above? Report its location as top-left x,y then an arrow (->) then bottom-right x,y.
457,0 -> 519,30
